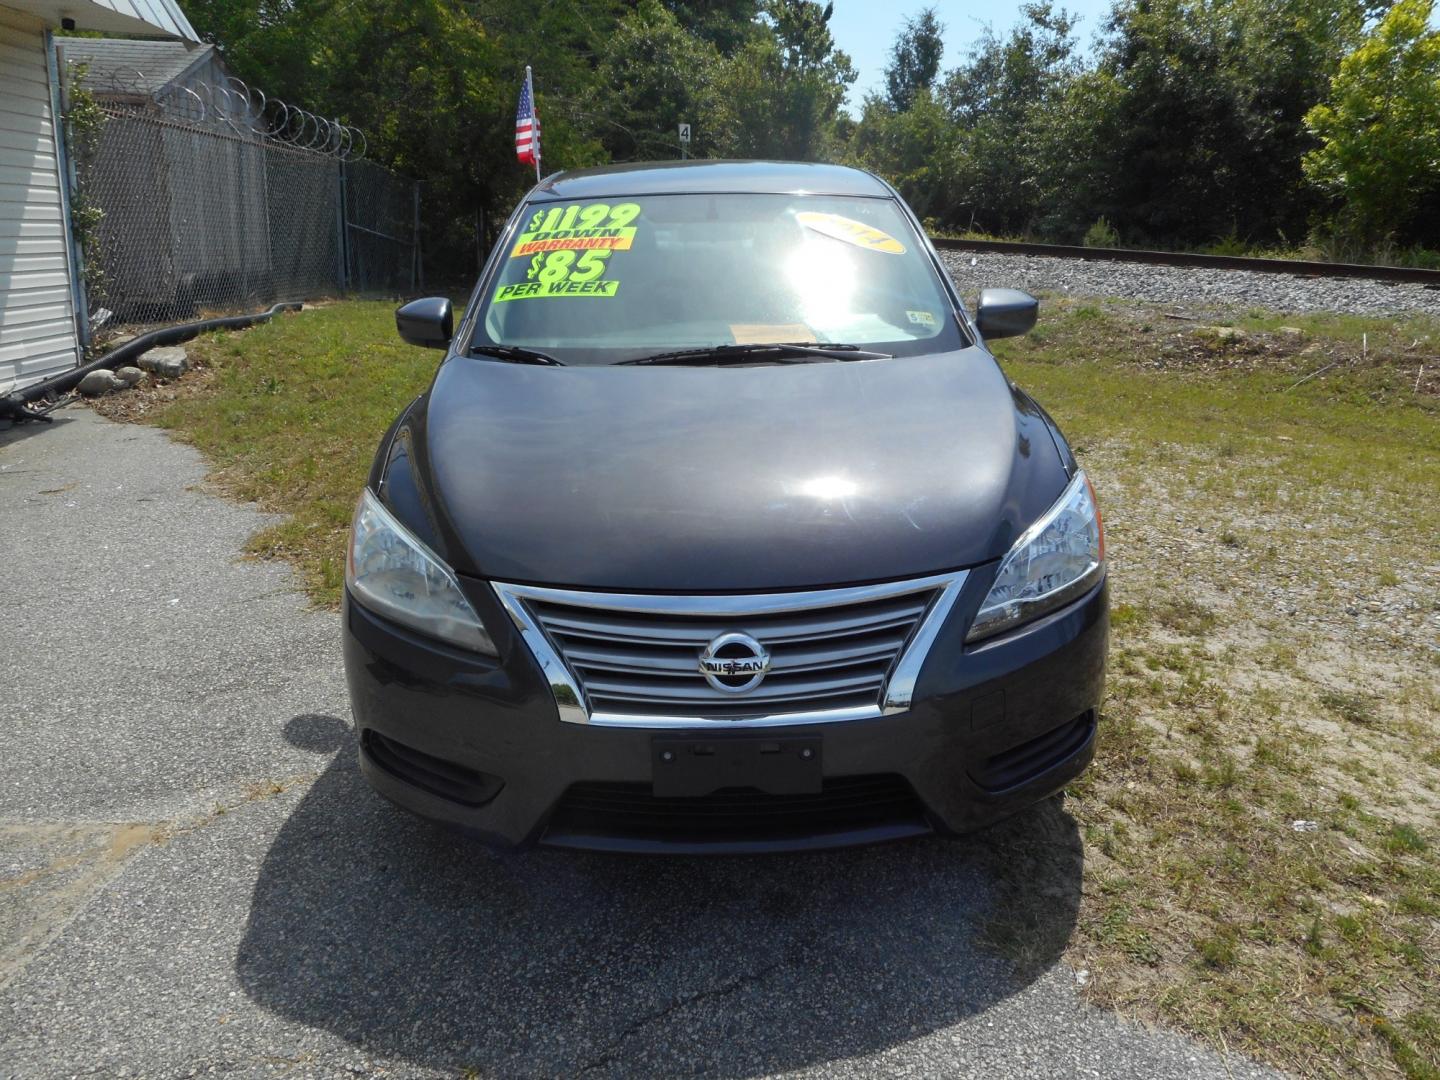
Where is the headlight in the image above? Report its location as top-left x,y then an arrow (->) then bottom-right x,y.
966,471 -> 1105,642
345,488 -> 496,654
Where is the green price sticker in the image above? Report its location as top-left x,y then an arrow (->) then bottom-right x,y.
496,279 -> 620,301
524,249 -> 612,283
499,203 -> 635,301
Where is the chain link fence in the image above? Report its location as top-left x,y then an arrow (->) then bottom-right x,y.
74,103 -> 420,330
342,158 -> 422,296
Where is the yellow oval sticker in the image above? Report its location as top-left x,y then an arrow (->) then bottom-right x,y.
797,212 -> 906,255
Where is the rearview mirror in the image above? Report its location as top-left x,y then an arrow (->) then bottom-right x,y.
975,288 -> 1038,340
396,297 -> 454,350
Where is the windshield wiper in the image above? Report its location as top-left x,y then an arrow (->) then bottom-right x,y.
619,342 -> 892,367
470,344 -> 565,366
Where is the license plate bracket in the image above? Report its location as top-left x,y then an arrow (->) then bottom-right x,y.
652,736 -> 822,797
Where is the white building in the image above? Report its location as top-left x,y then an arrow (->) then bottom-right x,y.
0,0 -> 196,394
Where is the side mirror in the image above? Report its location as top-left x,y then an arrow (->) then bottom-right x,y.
396,297 -> 453,349
975,288 -> 1038,340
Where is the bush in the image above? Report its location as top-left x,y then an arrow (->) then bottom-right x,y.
1083,216 -> 1120,248
1202,232 -> 1250,257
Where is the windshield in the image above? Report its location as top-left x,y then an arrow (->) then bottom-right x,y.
472,192 -> 966,365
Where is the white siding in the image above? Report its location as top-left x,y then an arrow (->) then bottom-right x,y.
3,1 -> 195,42
0,4 -> 78,393
91,0 -> 196,41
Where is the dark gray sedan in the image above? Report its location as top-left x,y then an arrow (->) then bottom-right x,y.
343,160 -> 1108,852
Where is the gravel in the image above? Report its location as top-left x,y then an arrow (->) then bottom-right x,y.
940,250 -> 1440,316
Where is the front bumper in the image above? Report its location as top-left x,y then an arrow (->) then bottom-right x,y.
342,573 -> 1108,854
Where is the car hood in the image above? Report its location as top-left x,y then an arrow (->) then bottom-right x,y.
406,349 -> 1070,591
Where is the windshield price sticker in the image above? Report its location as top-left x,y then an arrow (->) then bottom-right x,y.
500,203 -> 638,300
796,211 -> 906,255
496,248 -> 621,301
497,279 -> 619,301
510,202 -> 641,257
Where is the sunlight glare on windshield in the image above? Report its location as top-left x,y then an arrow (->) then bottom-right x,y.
785,242 -> 857,329
797,474 -> 859,500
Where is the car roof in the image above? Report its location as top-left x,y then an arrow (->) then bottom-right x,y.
530,160 -> 895,201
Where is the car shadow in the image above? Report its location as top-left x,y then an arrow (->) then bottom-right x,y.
236,715 -> 1084,1077
0,411 -> 80,447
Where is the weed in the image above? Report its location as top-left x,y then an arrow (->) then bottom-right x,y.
1100,904 -> 1162,965
1110,602 -> 1145,631
1252,737 -> 1285,768
1385,824 -> 1428,855
1083,216 -> 1120,248
1304,915 -> 1325,957
1320,689 -> 1378,726
1196,927 -> 1240,970
1152,597 -> 1219,636
1171,759 -> 1200,784
1202,756 -> 1240,790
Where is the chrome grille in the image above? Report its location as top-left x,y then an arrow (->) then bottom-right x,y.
492,573 -> 968,727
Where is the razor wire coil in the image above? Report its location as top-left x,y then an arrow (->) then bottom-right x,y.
68,67 -> 418,331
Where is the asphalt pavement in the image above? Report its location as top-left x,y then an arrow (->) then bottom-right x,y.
0,406 -> 1281,1079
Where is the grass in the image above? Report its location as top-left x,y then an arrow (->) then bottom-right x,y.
102,296 -> 1440,1077
991,298 -> 1440,1078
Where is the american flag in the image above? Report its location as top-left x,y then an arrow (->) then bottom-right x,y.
515,67 -> 540,172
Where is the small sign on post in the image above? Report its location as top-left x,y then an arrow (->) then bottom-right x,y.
678,122 -> 691,159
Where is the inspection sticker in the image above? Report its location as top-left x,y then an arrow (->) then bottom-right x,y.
907,310 -> 937,327
796,211 -> 906,254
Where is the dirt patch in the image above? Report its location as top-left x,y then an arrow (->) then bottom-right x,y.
987,301 -> 1439,1075
0,823 -> 162,988
0,772 -> 320,991
1044,439 -> 1440,1076
1028,298 -> 1440,396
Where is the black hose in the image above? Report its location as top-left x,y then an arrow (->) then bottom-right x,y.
1,302 -> 304,423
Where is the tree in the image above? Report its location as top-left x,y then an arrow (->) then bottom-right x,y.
938,3 -> 1081,235
186,0 -> 620,273
850,88 -> 962,223
596,1 -> 723,160
884,8 -> 944,112
1080,0 -> 1378,245
167,0 -> 1440,265
1026,68 -> 1126,239
662,0 -> 763,51
711,0 -> 856,159
1303,0 -> 1440,247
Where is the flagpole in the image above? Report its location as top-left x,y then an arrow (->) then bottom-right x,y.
527,65 -> 541,182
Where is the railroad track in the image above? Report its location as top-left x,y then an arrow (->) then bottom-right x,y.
930,237 -> 1440,287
